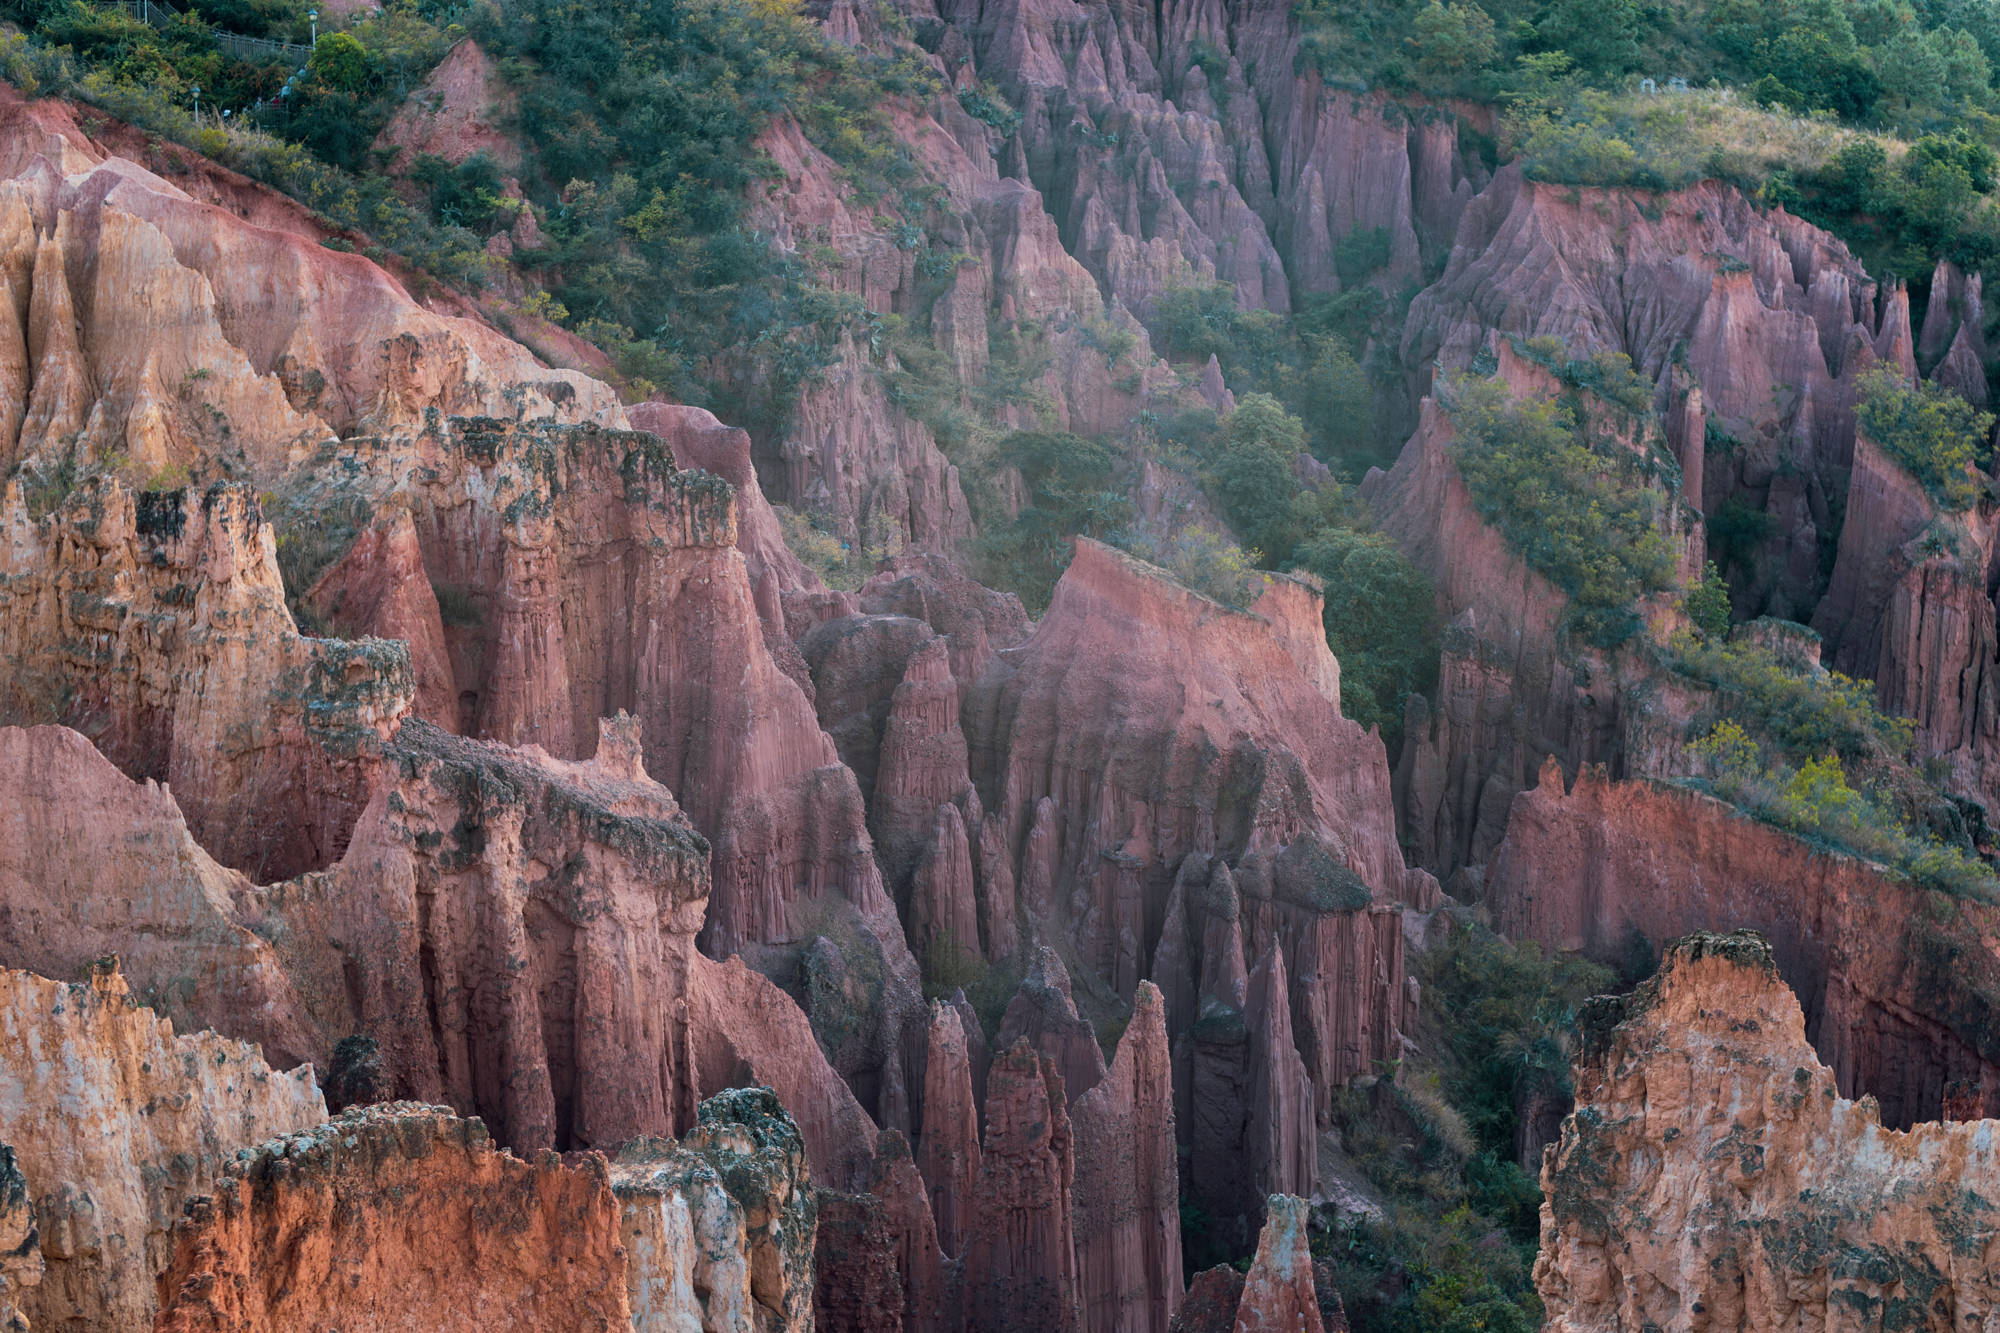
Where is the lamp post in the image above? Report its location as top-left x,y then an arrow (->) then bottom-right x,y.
190,84 -> 200,124
309,9 -> 318,46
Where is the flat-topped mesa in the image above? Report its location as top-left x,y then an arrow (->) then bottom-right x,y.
152,1088 -> 816,1333
1539,930 -> 2000,1332
1487,763 -> 2000,1128
0,476 -> 412,879
969,537 -> 1433,989
299,413 -> 926,1126
0,962 -> 325,1332
0,86 -> 619,486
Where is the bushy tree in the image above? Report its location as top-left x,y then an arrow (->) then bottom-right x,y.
308,31 -> 370,93
1410,0 -> 1498,78
1291,527 -> 1440,736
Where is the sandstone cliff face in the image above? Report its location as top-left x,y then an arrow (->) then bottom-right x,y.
1487,763 -> 2000,1128
1406,171 -> 1898,618
1070,982 -> 1182,1333
1369,348 -> 1707,876
1811,430 -> 2000,811
0,725 -> 319,1067
966,540 -> 1420,1189
291,716 -> 713,1155
295,414 -> 926,1123
153,1088 -> 817,1333
969,538 -> 1433,970
1539,930 -> 2000,1333
962,1041 -> 1081,1333
154,1104 -> 631,1333
0,1145 -> 35,1331
611,1087 -> 819,1333
0,478 -> 411,878
0,89 -> 615,487
0,962 -> 325,1331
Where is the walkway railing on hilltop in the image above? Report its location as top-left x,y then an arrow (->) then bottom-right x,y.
116,0 -> 312,66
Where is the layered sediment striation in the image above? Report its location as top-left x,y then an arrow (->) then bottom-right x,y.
1487,762 -> 2000,1127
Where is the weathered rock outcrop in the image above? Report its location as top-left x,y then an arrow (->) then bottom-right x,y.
1172,1196 -> 1339,1333
0,478 -> 412,878
294,415 -> 925,1122
868,1130 -> 953,1333
963,1041 -> 1081,1333
1370,350 -> 1705,875
0,962 -> 325,1331
1487,763 -> 2000,1127
917,1001 -> 982,1257
371,39 -> 523,174
611,1087 -> 819,1333
1070,982 -> 1181,1333
814,1189 -> 905,1333
0,1146 -> 40,1330
0,724 -> 319,1067
154,1088 -> 816,1333
1811,430 -> 2000,810
969,539 -> 1430,1016
0,88 -> 615,486
994,947 -> 1108,1107
1539,930 -> 2000,1332
1232,1195 -> 1325,1333
1407,171 -> 1902,619
154,1104 -> 631,1332
1,706 -> 877,1186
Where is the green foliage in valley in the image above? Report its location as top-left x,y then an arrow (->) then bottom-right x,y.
1316,918 -> 1613,1333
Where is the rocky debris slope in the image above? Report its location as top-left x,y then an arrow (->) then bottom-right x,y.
153,1087 -> 816,1333
0,478 -> 412,878
1539,930 -> 2000,1332
0,961 -> 324,1331
1487,762 -> 2000,1128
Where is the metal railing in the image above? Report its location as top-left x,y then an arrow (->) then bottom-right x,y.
117,0 -> 312,66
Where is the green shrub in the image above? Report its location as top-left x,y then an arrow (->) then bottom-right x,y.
1290,526 -> 1439,738
1682,560 -> 1733,639
1118,525 -> 1268,608
1855,364 -> 1995,510
1443,375 -> 1679,635
1671,629 -> 1913,763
